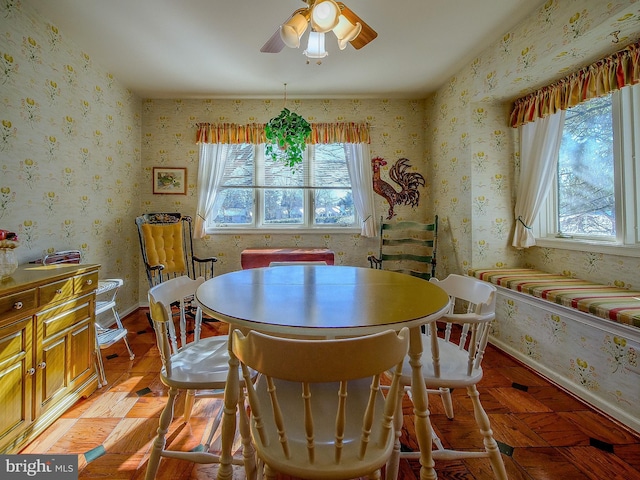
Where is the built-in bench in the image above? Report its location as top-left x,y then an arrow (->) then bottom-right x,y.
469,268 -> 640,329
467,267 -> 640,434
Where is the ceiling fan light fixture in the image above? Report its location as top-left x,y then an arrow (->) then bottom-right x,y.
333,14 -> 362,50
310,0 -> 340,33
280,11 -> 309,48
304,31 -> 328,59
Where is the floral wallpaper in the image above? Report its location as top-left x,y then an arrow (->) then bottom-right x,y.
2,0 -> 640,318
2,0 -> 639,429
428,0 -> 640,290
424,0 -> 640,429
139,97 -> 428,301
0,2 -> 142,311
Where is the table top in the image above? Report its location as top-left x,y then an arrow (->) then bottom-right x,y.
195,265 -> 450,336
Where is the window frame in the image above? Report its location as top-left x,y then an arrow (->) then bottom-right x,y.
533,84 -> 640,258
205,143 -> 361,234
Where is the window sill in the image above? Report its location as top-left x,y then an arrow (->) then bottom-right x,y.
534,237 -> 640,258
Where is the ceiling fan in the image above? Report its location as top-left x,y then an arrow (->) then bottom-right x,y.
260,0 -> 377,57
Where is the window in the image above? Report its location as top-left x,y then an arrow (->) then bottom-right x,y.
535,83 -> 640,251
209,143 -> 357,229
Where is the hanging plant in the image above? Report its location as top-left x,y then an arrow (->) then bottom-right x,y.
264,107 -> 312,169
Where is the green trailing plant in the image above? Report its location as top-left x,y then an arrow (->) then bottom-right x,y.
264,108 -> 312,169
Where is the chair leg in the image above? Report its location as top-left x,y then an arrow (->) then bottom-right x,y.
94,350 -> 107,388
467,385 -> 508,480
145,387 -> 179,480
123,336 -> 135,360
439,387 -> 454,419
238,388 -> 257,480
385,385 -> 405,480
183,390 -> 195,423
202,402 -> 224,451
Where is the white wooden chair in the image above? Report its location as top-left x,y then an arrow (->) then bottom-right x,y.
386,273 -> 507,480
145,275 -> 251,480
232,327 -> 410,480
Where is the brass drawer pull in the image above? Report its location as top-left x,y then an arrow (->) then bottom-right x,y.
38,362 -> 46,369
56,289 -> 63,294
86,279 -> 93,285
27,368 -> 36,376
13,301 -> 23,310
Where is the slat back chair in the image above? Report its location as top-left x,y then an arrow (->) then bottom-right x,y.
232,327 -> 410,480
386,274 -> 507,480
145,275 -> 252,480
135,212 -> 217,288
368,215 -> 438,280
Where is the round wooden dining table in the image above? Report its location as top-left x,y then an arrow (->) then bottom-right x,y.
195,265 -> 450,480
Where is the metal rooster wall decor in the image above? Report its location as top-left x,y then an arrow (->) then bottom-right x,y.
371,157 -> 425,219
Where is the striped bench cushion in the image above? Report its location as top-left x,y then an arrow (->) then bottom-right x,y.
469,268 -> 640,329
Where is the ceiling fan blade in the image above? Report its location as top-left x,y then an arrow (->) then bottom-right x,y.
337,3 -> 377,50
260,27 -> 286,53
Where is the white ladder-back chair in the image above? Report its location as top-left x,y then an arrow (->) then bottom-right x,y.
232,327 -> 410,480
387,274 -> 507,480
145,276 -> 252,480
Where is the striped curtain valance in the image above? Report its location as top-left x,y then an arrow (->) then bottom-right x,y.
510,40 -> 640,128
196,121 -> 370,144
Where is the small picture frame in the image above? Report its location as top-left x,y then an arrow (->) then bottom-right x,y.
153,167 -> 187,195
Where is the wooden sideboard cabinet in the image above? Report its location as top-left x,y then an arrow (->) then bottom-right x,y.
0,263 -> 100,453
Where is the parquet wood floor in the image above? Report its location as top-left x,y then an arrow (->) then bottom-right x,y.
20,310 -> 640,479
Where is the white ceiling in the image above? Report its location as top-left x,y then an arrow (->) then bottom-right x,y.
26,0 -> 548,99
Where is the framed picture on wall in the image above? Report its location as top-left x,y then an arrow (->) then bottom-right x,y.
153,167 -> 187,194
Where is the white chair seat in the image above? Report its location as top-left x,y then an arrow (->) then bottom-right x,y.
159,336 -> 231,389
400,334 -> 483,389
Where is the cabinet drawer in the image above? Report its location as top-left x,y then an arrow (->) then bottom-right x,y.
38,279 -> 73,305
37,297 -> 92,341
0,290 -> 37,322
74,271 -> 99,296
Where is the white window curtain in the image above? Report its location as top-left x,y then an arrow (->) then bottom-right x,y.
345,143 -> 377,237
194,143 -> 230,238
511,110 -> 566,248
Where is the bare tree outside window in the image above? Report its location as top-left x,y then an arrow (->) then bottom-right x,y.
558,95 -> 614,237
210,143 -> 355,228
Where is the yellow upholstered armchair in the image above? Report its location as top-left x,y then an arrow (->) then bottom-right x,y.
135,213 -> 217,288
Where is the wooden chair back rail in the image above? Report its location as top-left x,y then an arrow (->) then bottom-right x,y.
368,215 -> 438,281
233,328 -> 409,478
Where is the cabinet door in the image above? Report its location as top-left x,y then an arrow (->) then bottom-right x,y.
0,316 -> 34,452
35,294 -> 94,413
